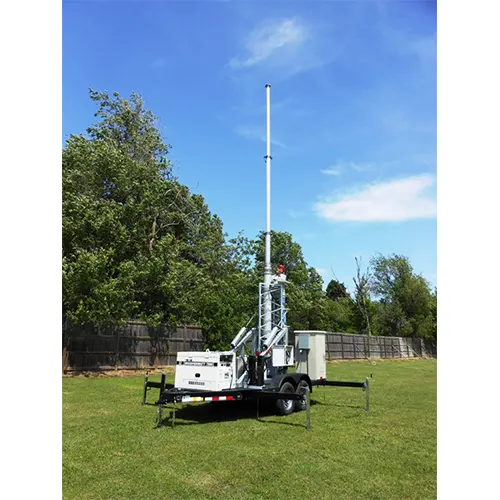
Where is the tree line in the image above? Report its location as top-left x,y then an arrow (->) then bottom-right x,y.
62,91 -> 437,348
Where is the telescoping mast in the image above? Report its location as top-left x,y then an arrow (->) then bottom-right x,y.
142,85 -> 372,429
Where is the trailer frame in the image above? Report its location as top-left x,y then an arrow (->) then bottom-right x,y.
142,371 -> 371,429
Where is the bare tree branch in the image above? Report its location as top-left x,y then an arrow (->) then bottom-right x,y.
353,257 -> 372,337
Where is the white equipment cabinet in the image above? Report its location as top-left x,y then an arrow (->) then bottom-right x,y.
295,331 -> 327,381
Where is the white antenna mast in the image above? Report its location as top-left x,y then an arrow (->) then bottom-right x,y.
262,83 -> 272,344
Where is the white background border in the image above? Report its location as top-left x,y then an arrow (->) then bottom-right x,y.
1,0 -> 499,497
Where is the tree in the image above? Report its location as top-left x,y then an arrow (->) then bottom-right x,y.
325,279 -> 349,302
429,287 -> 437,342
64,90 -> 441,348
86,89 -> 172,171
63,90 -> 232,332
252,230 -> 310,286
323,297 -> 357,333
352,257 -> 373,336
370,254 -> 435,339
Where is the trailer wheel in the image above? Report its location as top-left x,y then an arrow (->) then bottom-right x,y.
276,381 -> 296,416
295,380 -> 310,412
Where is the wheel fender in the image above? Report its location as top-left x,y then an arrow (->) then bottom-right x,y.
269,373 -> 313,393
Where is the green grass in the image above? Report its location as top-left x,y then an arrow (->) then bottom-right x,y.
63,359 -> 436,500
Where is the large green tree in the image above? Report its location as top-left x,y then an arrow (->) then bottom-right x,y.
370,254 -> 435,338
63,90 -> 231,331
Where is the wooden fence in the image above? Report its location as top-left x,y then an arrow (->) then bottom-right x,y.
63,320 -> 204,372
62,320 -> 436,372
321,332 -> 436,360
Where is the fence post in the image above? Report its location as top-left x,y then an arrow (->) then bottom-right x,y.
62,334 -> 70,374
155,336 -> 159,369
341,334 -> 344,359
115,327 -> 120,371
155,327 -> 159,369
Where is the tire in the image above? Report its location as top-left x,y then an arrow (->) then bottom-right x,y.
276,381 -> 296,416
295,380 -> 310,412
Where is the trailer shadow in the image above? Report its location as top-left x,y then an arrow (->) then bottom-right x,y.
312,399 -> 364,409
155,399 -> 323,429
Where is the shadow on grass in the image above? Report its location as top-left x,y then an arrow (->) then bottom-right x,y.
313,399 -> 367,410
154,399 -> 324,429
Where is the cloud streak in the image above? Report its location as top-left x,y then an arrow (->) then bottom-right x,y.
228,17 -> 329,79
321,166 -> 342,176
228,18 -> 307,69
314,174 -> 436,222
320,161 -> 373,176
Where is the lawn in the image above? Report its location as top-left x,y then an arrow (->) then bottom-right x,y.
63,359 -> 436,500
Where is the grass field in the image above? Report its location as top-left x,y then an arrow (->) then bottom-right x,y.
63,359 -> 436,500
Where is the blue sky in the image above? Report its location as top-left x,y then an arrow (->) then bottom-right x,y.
63,0 -> 437,293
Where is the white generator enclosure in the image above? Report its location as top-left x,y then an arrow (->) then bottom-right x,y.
295,331 -> 327,381
174,351 -> 237,392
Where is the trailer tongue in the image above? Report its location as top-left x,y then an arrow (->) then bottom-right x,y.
142,84 -> 372,429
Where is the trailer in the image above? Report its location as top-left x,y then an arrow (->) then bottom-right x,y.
142,84 -> 372,429
142,366 -> 371,430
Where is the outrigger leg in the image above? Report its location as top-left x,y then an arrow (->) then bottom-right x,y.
156,404 -> 164,428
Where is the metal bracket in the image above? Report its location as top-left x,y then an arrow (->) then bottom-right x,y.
305,387 -> 311,430
171,401 -> 176,428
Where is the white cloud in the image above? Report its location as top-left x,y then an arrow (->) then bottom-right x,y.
321,166 -> 342,176
236,125 -> 286,148
227,17 -> 330,78
229,18 -> 307,69
320,161 -> 373,176
314,174 -> 436,222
